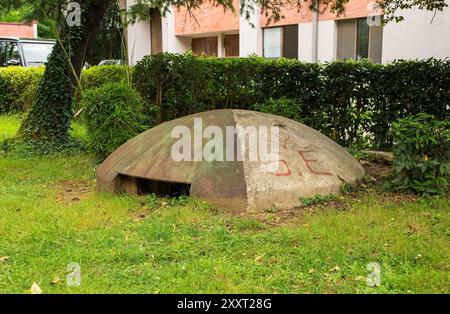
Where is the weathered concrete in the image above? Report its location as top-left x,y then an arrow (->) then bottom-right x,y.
97,109 -> 364,212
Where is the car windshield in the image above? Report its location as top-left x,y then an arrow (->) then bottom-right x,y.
21,42 -> 54,66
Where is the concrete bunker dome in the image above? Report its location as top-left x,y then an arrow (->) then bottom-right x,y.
96,109 -> 365,212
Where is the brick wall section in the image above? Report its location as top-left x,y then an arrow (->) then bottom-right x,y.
261,0 -> 376,27
175,0 -> 239,36
0,22 -> 36,38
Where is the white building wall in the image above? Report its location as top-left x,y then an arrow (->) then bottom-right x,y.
298,23 -> 313,61
382,7 -> 450,62
126,0 -> 151,65
124,3 -> 450,63
239,7 -> 263,56
163,10 -> 191,54
299,20 -> 337,62
317,20 -> 337,62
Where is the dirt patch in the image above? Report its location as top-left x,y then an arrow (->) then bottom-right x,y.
54,180 -> 93,203
243,197 -> 349,227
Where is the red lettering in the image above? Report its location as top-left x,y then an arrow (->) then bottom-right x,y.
298,150 -> 332,176
271,159 -> 292,176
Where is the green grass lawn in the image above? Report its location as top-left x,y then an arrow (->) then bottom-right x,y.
0,115 -> 449,294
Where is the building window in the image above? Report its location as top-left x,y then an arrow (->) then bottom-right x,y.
4,42 -> 22,66
264,27 -> 282,58
191,37 -> 218,56
337,18 -> 383,63
224,34 -> 239,57
263,25 -> 298,59
356,18 -> 369,60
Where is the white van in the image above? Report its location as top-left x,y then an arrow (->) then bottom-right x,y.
0,37 -> 55,67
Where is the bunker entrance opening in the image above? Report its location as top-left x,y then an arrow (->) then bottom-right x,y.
118,175 -> 191,197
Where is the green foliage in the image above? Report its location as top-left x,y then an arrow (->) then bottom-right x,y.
300,195 -> 336,206
0,65 -> 131,114
371,59 -> 450,149
5,56 -> 449,153
0,65 -> 133,113
133,52 -> 212,123
18,0 -> 112,144
76,65 -> 133,109
82,82 -> 145,160
0,66 -> 44,113
84,0 -> 125,65
346,148 -> 373,161
258,97 -> 305,123
390,114 -> 450,196
264,205 -> 280,213
134,54 -> 449,149
17,78 -> 40,112
80,65 -> 132,91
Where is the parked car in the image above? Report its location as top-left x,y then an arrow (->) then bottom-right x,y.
0,37 -> 55,67
98,59 -> 125,66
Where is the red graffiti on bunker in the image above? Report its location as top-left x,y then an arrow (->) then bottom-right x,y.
270,135 -> 332,177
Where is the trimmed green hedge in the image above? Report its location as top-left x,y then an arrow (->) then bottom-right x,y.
80,65 -> 133,91
2,57 -> 449,150
0,66 -> 44,113
0,65 -> 132,114
134,54 -> 450,149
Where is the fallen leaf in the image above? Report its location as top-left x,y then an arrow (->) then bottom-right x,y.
254,255 -> 263,262
50,277 -> 60,285
308,268 -> 315,274
31,282 -> 42,294
0,256 -> 10,262
329,266 -> 340,273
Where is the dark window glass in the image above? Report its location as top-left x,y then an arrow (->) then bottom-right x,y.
283,24 -> 298,59
356,18 -> 369,60
5,42 -> 22,65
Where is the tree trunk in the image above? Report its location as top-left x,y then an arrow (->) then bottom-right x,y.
19,0 -> 111,142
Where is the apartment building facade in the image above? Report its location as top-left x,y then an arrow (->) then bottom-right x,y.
121,0 -> 450,65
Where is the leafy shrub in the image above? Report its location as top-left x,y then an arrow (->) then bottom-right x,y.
75,65 -> 133,109
0,66 -> 44,113
258,97 -> 303,121
134,52 -> 212,123
80,65 -> 133,91
203,57 -> 264,110
82,82 -> 145,160
390,114 -> 450,196
17,79 -> 41,112
371,59 -> 450,149
321,60 -> 380,147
